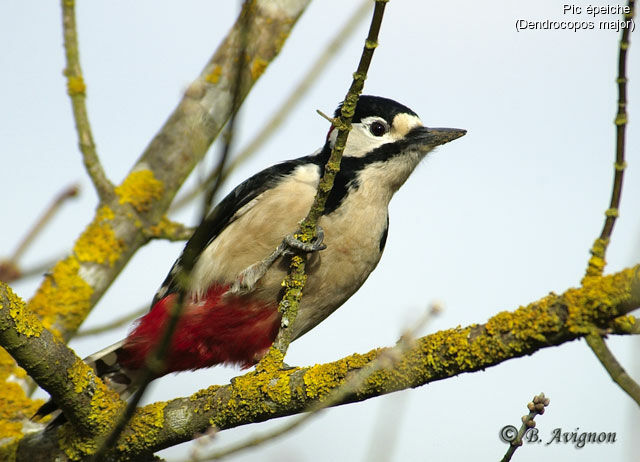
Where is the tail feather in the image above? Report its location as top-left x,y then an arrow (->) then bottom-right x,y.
33,340 -> 140,428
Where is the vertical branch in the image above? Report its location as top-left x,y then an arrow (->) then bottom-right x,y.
583,1 -> 640,410
584,1 -> 635,279
61,0 -> 113,200
264,0 -> 390,364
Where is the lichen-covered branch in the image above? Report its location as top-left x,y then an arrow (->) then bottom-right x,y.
145,216 -> 195,242
12,265 -> 639,461
61,0 -> 113,201
0,283 -> 124,439
170,0 -> 372,213
267,0 -> 389,365
582,0 -> 640,409
0,0 -> 309,455
28,0 -> 310,342
584,0 -> 635,279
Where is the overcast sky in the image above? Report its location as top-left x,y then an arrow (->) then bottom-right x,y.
2,1 -> 639,461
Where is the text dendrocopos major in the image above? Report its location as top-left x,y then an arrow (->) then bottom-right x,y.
36,95 -> 465,422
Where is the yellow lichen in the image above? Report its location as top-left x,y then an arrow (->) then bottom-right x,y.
28,256 -> 93,334
0,286 -> 44,447
0,437 -> 19,462
66,75 -> 86,96
2,284 -> 43,337
73,206 -> 124,266
250,57 -> 268,81
57,425 -> 97,461
116,402 -> 167,453
254,348 -> 285,373
611,314 -> 637,333
56,378 -> 124,459
67,359 -> 91,394
304,362 -> 348,400
115,169 -> 164,213
205,65 -> 223,84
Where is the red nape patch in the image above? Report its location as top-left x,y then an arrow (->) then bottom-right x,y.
118,285 -> 280,374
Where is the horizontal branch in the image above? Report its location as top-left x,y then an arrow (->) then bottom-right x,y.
15,265 -> 638,460
0,283 -> 124,437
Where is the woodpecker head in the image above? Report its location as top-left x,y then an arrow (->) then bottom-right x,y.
327,95 -> 465,157
324,95 -> 466,196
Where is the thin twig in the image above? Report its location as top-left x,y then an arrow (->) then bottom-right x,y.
74,306 -> 147,338
500,393 -> 550,462
170,0 -> 372,213
265,0 -> 390,365
584,0 -> 635,279
61,0 -> 113,200
190,304 -> 435,462
1,184 -> 78,283
582,1 -> 640,410
89,3 -> 253,459
10,184 -> 79,263
586,334 -> 640,406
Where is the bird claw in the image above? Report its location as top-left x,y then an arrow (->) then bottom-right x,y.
283,226 -> 327,254
229,226 -> 326,295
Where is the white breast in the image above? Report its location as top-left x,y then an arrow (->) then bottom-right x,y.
189,161 -> 393,341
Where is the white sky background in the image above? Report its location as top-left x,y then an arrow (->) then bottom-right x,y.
2,1 -> 640,461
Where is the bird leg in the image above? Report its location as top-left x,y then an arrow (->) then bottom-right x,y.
229,226 -> 326,295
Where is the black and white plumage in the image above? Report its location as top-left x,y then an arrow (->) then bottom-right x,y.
35,95 -> 465,424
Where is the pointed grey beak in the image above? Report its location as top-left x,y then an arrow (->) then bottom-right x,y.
407,126 -> 466,148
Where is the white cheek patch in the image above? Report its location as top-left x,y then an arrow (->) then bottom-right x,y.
391,113 -> 423,139
342,125 -> 390,158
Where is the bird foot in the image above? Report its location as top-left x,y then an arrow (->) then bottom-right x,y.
229,226 -> 326,295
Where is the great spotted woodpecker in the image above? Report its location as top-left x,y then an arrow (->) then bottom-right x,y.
36,95 -> 465,421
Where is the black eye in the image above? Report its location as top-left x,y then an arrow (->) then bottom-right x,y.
369,121 -> 387,137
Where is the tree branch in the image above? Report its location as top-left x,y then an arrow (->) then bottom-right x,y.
0,0 -> 310,452
582,0 -> 640,408
13,265 -> 639,460
0,283 -> 124,437
25,0 -> 310,343
169,0 -> 372,213
585,333 -> 640,406
265,0 -> 389,367
61,0 -> 113,200
584,0 -> 635,279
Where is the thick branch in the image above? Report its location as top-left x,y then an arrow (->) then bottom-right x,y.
14,265 -> 639,460
0,0 -> 310,452
26,0 -> 310,341
0,283 -> 124,436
